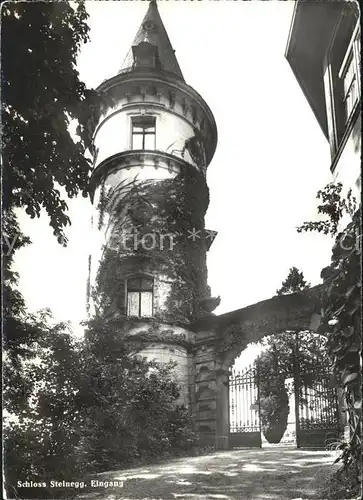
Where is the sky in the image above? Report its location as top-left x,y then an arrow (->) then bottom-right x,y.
14,0 -> 335,340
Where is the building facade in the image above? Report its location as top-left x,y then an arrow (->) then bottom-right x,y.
86,1 -> 345,449
285,1 -> 361,206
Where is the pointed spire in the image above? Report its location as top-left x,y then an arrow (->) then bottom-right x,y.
119,0 -> 184,81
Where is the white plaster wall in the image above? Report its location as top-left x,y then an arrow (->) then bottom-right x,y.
105,162 -> 178,188
94,105 -> 197,167
95,111 -> 130,165
333,114 -> 361,198
88,87 -> 206,314
333,113 -> 361,229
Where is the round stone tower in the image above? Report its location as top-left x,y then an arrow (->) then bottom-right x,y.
87,0 -> 218,406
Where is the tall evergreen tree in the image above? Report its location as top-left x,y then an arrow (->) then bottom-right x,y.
276,266 -> 310,296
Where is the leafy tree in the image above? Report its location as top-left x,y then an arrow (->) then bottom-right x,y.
256,331 -> 329,443
4,313 -> 196,498
1,0 -> 102,242
259,331 -> 329,383
2,210 -> 33,349
1,0 -> 110,363
317,209 -> 361,479
1,3 -> 98,495
3,312 -> 85,499
297,182 -> 357,236
298,182 -> 361,484
276,266 -> 310,296
1,0 -> 100,356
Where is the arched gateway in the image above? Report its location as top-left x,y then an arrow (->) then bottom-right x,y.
189,288 -> 343,450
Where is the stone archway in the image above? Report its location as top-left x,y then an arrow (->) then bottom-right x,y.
190,289 -> 322,449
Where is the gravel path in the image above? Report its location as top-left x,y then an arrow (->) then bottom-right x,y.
77,447 -> 338,500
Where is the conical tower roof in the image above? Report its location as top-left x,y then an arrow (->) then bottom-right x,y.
119,0 -> 184,81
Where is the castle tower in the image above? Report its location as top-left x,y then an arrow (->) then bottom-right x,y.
88,0 -> 218,406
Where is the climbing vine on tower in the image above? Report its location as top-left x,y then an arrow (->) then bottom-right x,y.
93,163 -> 211,325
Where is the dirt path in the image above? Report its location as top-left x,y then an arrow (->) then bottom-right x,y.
77,447 -> 338,500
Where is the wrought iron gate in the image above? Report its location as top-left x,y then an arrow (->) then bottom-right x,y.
296,369 -> 341,448
229,365 -> 261,448
229,363 -> 341,449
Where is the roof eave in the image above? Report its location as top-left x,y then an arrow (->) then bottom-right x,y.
284,1 -> 343,141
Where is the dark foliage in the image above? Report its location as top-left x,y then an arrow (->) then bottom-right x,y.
319,208 -> 361,481
80,318 -> 196,471
256,347 -> 290,444
2,0 -> 97,355
297,182 -> 357,237
1,0 -> 101,242
298,183 -> 361,482
4,314 -> 85,499
258,331 -> 329,383
93,165 -> 210,324
276,266 -> 310,296
255,266 -> 331,443
4,314 -> 196,498
2,4 -> 194,496
2,5 -> 95,492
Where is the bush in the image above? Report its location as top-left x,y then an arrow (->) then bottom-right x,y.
256,348 -> 290,444
80,319 -> 196,471
4,315 -> 196,497
3,318 -> 85,498
316,464 -> 361,499
259,383 -> 290,443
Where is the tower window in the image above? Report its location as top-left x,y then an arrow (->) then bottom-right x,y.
127,277 -> 153,317
131,116 -> 156,150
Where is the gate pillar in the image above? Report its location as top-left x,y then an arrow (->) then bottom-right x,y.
193,328 -> 230,450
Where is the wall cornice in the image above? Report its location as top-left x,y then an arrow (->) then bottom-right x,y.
89,149 -> 202,198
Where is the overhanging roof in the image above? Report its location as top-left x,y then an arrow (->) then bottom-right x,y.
285,1 -> 342,139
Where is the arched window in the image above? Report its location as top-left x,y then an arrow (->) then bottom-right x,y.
127,277 -> 153,317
